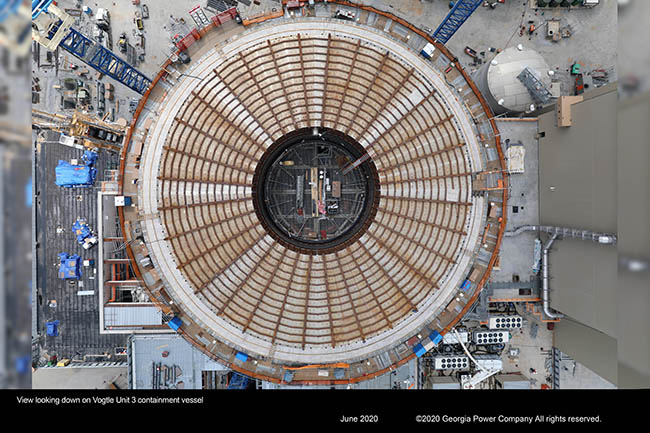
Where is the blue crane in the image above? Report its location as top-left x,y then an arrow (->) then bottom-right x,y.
227,372 -> 250,389
432,0 -> 484,45
32,0 -> 151,95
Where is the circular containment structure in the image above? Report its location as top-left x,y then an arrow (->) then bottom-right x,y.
474,46 -> 552,114
124,18 -> 506,383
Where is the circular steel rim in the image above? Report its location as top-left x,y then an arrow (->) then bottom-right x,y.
252,127 -> 380,255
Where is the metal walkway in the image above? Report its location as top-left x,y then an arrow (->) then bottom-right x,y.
517,67 -> 553,105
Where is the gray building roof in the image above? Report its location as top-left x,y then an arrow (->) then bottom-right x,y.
537,83 -> 619,385
128,334 -> 228,389
538,83 -> 618,333
538,83 -> 617,234
105,305 -> 163,327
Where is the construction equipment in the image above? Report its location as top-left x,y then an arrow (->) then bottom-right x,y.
94,7 -> 110,31
432,0 -> 483,44
32,109 -> 126,152
334,9 -> 356,21
118,32 -> 127,53
571,62 -> 581,75
452,329 -> 502,389
189,5 -> 210,28
227,373 -> 250,389
72,217 -> 98,250
32,0 -> 151,94
574,73 -> 584,95
517,67 -> 553,106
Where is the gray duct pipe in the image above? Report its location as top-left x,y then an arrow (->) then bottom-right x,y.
505,225 -> 617,244
542,233 -> 563,319
505,225 -> 617,319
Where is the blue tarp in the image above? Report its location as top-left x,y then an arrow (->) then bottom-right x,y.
46,320 -> 60,337
82,150 -> 98,166
235,352 -> 248,362
58,252 -> 81,279
55,160 -> 97,188
72,219 -> 92,244
429,330 -> 443,346
413,343 -> 426,358
460,279 -> 472,292
168,316 -> 182,331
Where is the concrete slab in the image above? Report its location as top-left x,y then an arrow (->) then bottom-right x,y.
501,308 -> 554,389
32,364 -> 128,389
490,119 -> 539,284
557,349 -> 617,389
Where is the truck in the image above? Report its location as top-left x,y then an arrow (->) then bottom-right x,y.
118,32 -> 127,53
95,8 -> 110,31
420,43 -> 435,59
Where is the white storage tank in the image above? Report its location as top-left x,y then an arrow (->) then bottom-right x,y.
475,46 -> 553,115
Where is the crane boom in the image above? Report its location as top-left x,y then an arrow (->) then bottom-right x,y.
31,1 -> 152,94
432,0 -> 483,44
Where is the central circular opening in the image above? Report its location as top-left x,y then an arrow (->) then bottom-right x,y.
252,128 -> 380,254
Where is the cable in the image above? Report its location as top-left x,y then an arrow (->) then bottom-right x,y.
453,328 -> 487,373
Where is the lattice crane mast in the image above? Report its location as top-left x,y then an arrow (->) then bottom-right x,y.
31,0 -> 152,94
432,0 -> 483,45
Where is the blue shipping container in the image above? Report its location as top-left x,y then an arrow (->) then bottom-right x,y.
429,330 -> 443,346
46,320 -> 60,336
413,343 -> 427,358
168,316 -> 182,331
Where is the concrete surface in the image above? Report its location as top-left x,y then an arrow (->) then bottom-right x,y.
32,364 -> 128,389
556,349 -> 616,389
490,119 -> 540,285
384,0 -> 618,94
502,310 -> 553,389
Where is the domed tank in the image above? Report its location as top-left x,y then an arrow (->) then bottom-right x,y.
475,45 -> 553,115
